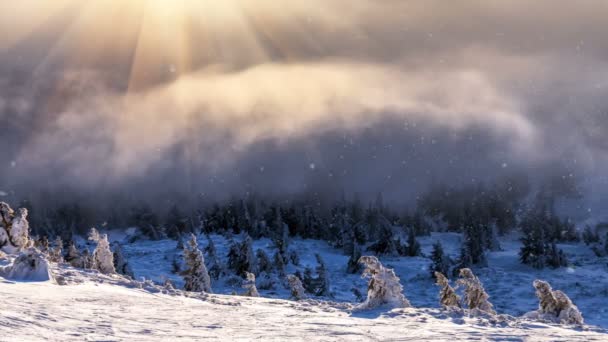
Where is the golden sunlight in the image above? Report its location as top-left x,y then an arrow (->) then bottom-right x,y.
0,0 -> 342,91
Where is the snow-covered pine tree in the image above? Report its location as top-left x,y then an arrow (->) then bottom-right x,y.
227,235 -> 257,276
546,242 -> 568,268
241,272 -> 260,297
405,227 -> 422,257
288,249 -> 300,266
314,254 -> 331,297
65,240 -> 83,268
182,234 -> 212,293
287,274 -> 307,300
36,236 -> 49,253
357,256 -> 411,310
113,243 -> 134,278
204,236 -> 224,279
274,251 -> 286,277
530,280 -> 584,325
435,272 -> 461,309
346,241 -> 362,274
456,268 -> 495,314
302,267 -> 315,294
256,249 -> 273,274
271,207 -> 289,261
366,217 -> 398,256
81,248 -> 92,269
176,234 -> 185,250
0,203 -> 31,253
90,231 -> 116,274
459,212 -> 487,267
429,241 -> 450,279
241,234 -> 257,275
582,225 -> 600,245
49,236 -> 64,263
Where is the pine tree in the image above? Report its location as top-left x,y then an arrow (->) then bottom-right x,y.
204,236 -> 224,279
0,203 -> 31,252
346,242 -> 362,274
36,236 -> 50,254
113,243 -> 134,278
91,231 -> 115,274
546,242 -> 568,268
366,222 -> 398,256
288,249 -> 300,266
314,254 -> 331,297
457,268 -> 495,314
65,240 -> 83,268
182,234 -> 212,293
81,248 -> 93,269
435,272 -> 461,309
302,267 -> 315,294
429,241 -> 450,279
406,228 -> 422,257
227,235 -> 256,276
274,251 -> 286,277
287,274 -> 307,300
271,207 -> 289,260
256,249 -> 273,274
241,235 -> 257,275
241,272 -> 260,297
49,236 -> 64,263
357,256 -> 410,310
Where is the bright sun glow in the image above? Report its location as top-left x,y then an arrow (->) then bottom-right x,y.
0,0 -> 339,91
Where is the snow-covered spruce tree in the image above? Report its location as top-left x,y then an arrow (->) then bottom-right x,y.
81,248 -> 93,269
314,254 -> 331,297
49,236 -> 64,263
274,251 -> 286,277
65,240 -> 83,268
405,227 -> 422,257
582,225 -> 600,245
182,234 -> 212,293
89,230 -> 116,274
435,272 -> 461,309
0,203 -> 31,253
204,235 -> 224,279
228,234 -> 257,276
357,256 -> 411,310
346,241 -> 362,274
430,241 -> 450,279
36,236 -> 49,254
302,267 -> 315,294
256,249 -> 273,274
287,274 -> 307,300
456,268 -> 495,314
271,207 -> 289,259
366,218 -> 398,256
288,249 -> 300,266
113,243 -> 134,278
528,280 -> 584,325
546,242 -> 568,268
241,272 -> 260,297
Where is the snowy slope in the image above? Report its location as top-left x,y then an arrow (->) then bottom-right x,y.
0,267 -> 607,341
120,232 -> 608,328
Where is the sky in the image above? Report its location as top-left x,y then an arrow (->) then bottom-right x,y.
1,0 -> 607,212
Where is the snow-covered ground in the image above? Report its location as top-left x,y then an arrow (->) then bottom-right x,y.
120,232 -> 608,328
0,266 -> 607,341
1,232 -> 607,341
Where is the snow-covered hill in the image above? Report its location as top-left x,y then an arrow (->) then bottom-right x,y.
118,232 -> 608,328
0,266 -> 606,341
